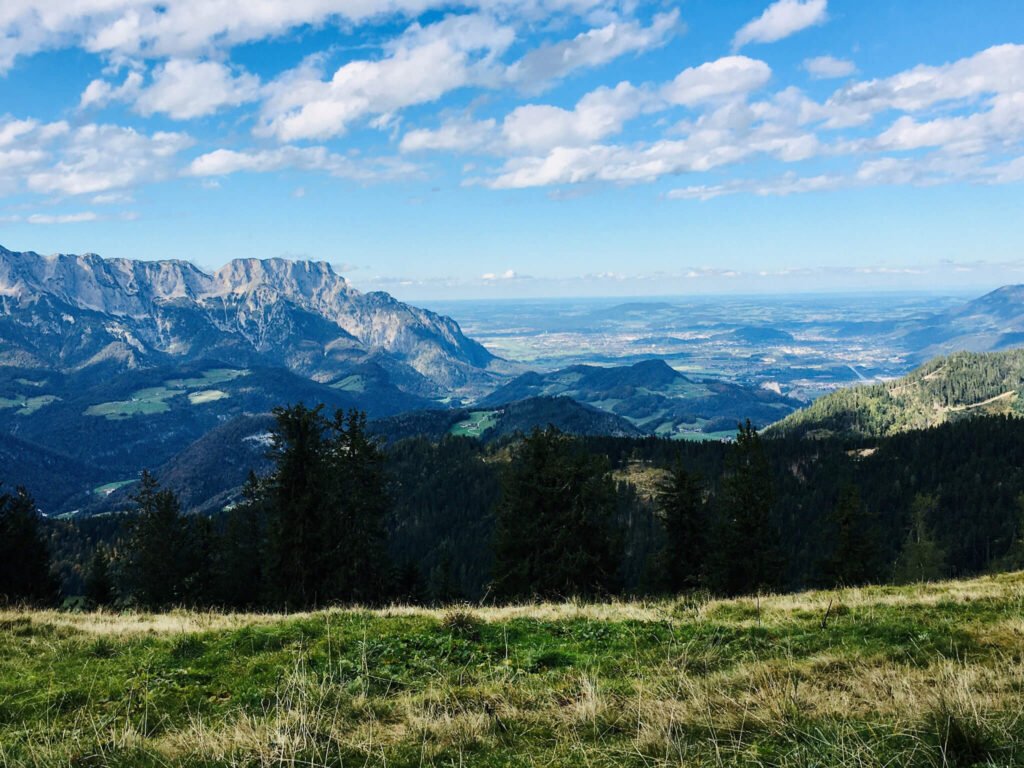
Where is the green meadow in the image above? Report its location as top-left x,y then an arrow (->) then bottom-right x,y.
3,573 -> 1023,767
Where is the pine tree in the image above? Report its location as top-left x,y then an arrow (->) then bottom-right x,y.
820,484 -> 881,587
894,493 -> 947,583
265,404 -> 331,608
0,486 -> 57,605
992,492 -> 1024,571
218,471 -> 268,609
654,466 -> 706,592
493,427 -> 621,600
711,421 -> 784,596
324,408 -> 390,603
118,472 -> 198,609
84,545 -> 113,607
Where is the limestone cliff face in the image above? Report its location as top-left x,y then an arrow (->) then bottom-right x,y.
0,245 -> 494,389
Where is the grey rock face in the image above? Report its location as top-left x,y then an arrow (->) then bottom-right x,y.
0,245 -> 495,390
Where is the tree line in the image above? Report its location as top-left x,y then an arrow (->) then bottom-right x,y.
6,408 -> 1024,609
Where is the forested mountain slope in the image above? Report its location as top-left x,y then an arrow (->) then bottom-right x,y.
769,349 -> 1024,439
480,359 -> 800,436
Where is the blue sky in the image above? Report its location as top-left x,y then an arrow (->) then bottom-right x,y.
1,0 -> 1023,299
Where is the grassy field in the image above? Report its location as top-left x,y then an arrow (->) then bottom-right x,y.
84,369 -> 247,420
0,394 -> 59,416
450,410 -> 501,438
3,573 -> 1024,766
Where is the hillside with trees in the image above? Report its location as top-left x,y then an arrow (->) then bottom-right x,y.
768,348 -> 1024,439
9,404 -> 1024,610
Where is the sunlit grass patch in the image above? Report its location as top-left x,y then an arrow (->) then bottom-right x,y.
3,572 -> 1024,766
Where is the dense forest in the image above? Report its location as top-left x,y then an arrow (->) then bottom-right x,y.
4,405 -> 1024,609
770,348 -> 1024,439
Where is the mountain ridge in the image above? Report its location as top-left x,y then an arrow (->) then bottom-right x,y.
0,245 -> 495,391
768,348 -> 1024,439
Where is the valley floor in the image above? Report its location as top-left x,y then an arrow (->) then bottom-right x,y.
3,574 -> 1024,767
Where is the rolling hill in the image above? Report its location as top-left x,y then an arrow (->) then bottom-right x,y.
769,348 -> 1024,439
896,284 -> 1024,360
479,359 -> 801,437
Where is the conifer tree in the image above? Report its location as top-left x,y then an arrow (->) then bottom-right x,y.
118,471 -> 200,608
894,493 -> 947,583
0,486 -> 56,605
493,427 -> 621,600
821,484 -> 881,587
711,421 -> 784,596
218,471 -> 268,609
265,404 -> 331,608
84,545 -> 114,607
654,466 -> 706,592
324,408 -> 390,603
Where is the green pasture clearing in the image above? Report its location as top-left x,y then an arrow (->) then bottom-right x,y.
449,410 -> 501,437
0,394 -> 59,416
2,573 -> 1024,766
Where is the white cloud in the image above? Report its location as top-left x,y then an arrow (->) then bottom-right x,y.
25,124 -> 193,195
663,56 -> 771,106
401,79 -> 655,155
0,0 -> 620,72
506,10 -> 680,92
803,55 -> 855,79
186,145 -> 418,182
401,118 -> 499,153
481,269 -> 522,280
733,0 -> 827,49
503,82 -> 652,151
257,14 -> 514,141
80,70 -> 144,109
82,61 -> 258,119
26,211 -> 99,224
137,60 -> 260,118
828,43 -> 1024,117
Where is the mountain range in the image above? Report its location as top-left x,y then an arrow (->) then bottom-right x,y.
0,245 -> 495,394
7,244 -> 1024,516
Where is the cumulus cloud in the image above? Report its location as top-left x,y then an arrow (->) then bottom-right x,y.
0,117 -> 191,197
505,10 -> 680,92
81,61 -> 259,118
186,145 -> 418,182
137,60 -> 260,118
663,56 -> 772,106
26,124 -> 193,195
503,82 -> 653,151
257,14 -> 514,141
828,43 -> 1024,117
733,0 -> 827,49
401,118 -> 499,153
0,0 -> 620,72
803,55 -> 855,79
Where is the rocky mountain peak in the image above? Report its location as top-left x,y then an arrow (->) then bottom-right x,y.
0,244 -> 495,391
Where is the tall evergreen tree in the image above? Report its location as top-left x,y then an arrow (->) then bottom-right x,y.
820,484 -> 881,587
493,427 -> 621,600
894,493 -> 947,583
265,404 -> 331,608
654,466 -> 706,592
118,471 -> 203,609
218,471 -> 269,609
84,545 -> 114,607
324,409 -> 391,603
0,486 -> 56,605
711,421 -> 784,596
